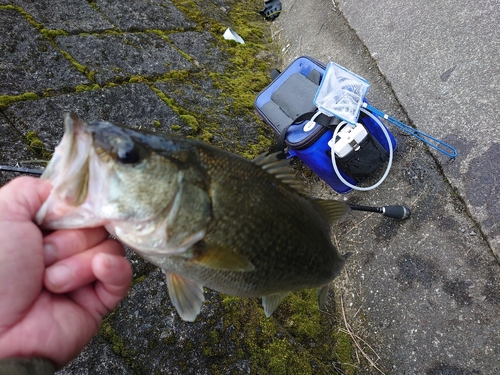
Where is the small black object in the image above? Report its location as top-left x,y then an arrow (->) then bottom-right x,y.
260,0 -> 282,20
0,165 -> 44,175
348,203 -> 411,220
270,68 -> 281,80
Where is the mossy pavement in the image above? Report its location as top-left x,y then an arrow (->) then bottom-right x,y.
0,0 -> 356,374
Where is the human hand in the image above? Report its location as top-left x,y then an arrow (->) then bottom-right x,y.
0,177 -> 132,368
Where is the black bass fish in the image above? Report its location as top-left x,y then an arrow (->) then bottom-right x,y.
36,114 -> 350,321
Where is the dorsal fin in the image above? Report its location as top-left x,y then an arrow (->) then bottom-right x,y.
312,199 -> 351,224
253,152 -> 304,192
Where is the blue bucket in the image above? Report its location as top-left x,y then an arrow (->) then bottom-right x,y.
255,56 -> 397,194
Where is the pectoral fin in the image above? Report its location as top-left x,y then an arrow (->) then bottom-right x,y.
262,292 -> 289,317
318,284 -> 329,310
189,242 -> 255,272
164,270 -> 205,322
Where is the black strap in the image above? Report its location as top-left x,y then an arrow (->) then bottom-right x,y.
270,68 -> 281,80
276,112 -> 341,159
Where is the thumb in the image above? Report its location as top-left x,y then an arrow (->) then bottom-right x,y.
0,177 -> 52,222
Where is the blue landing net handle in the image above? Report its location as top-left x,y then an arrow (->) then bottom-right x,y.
362,102 -> 458,158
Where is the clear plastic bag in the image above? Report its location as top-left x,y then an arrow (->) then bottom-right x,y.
314,62 -> 370,124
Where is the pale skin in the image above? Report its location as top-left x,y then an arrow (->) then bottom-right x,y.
0,177 -> 132,369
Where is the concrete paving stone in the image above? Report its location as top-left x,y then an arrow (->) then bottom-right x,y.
329,150 -> 500,374
3,83 -> 187,151
96,269 -> 253,375
54,32 -> 194,86
0,118 -> 41,185
0,8 -> 90,96
336,0 -> 500,255
95,0 -> 195,31
125,248 -> 158,281
168,31 -> 227,73
10,0 -> 115,33
55,335 -> 135,375
154,76 -> 261,151
328,148 -> 500,374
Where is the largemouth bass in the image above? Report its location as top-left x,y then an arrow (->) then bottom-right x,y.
36,114 -> 350,321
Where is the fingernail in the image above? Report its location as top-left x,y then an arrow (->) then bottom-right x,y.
99,253 -> 116,269
46,264 -> 73,288
43,243 -> 58,265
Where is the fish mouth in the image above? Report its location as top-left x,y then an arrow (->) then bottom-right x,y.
35,113 -> 100,228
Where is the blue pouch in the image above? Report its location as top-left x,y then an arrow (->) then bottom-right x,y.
254,56 -> 397,194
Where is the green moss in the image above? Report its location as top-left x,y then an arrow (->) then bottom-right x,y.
99,323 -> 128,357
201,343 -> 214,357
2,4 -> 41,31
279,289 -> 323,341
184,339 -> 194,351
0,92 -> 39,108
98,322 -> 143,374
149,86 -> 212,138
209,330 -> 220,344
59,50 -> 95,82
24,131 -> 52,160
265,339 -> 313,375
131,274 -> 148,287
86,0 -> 98,11
0,5 -> 17,10
40,29 -> 68,38
75,83 -> 100,92
98,313 -> 145,373
129,75 -> 145,84
102,29 -> 122,36
153,120 -> 161,128
241,134 -> 274,160
169,0 -> 213,31
162,334 -> 176,346
164,70 -> 191,81
180,114 -> 199,132
166,0 -> 276,157
220,286 -> 358,374
333,330 -> 356,375
150,86 -> 178,110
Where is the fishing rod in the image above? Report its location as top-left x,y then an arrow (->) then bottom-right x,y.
0,165 -> 411,220
0,165 -> 43,175
348,203 -> 411,220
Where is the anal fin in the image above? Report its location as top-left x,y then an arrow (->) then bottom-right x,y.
262,292 -> 289,317
164,270 -> 205,322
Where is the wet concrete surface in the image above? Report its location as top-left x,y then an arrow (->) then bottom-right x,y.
335,0 -> 500,257
273,0 -> 499,373
1,0 -> 499,374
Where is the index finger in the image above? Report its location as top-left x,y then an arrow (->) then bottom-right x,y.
43,227 -> 111,266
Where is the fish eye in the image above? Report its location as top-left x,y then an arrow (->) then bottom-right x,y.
117,147 -> 141,164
